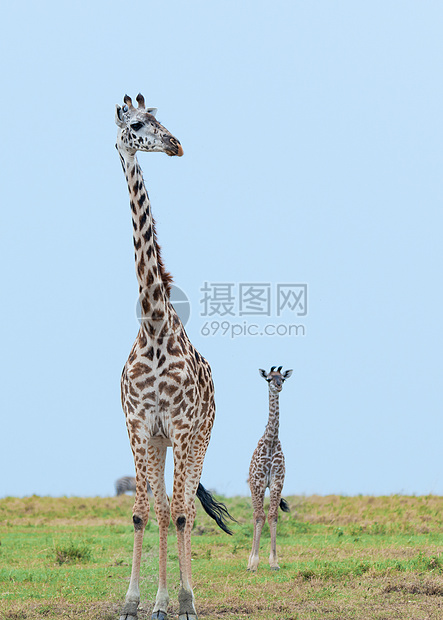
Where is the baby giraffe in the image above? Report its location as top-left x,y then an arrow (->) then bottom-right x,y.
248,366 -> 292,571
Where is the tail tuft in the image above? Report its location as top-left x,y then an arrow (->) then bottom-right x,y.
196,483 -> 237,535
279,498 -> 290,513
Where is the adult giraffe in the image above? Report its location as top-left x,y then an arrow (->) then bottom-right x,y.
115,94 -> 231,620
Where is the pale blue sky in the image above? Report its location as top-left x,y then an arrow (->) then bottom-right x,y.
1,1 -> 442,497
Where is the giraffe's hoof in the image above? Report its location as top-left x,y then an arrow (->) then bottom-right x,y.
270,566 -> 280,571
119,601 -> 139,620
151,612 -> 167,620
178,615 -> 197,620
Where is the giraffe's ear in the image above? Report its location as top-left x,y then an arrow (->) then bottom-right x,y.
115,105 -> 125,128
259,369 -> 268,380
283,369 -> 293,379
147,107 -> 158,118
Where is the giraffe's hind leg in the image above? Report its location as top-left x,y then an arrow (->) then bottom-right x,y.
247,484 -> 266,571
184,427 -> 213,583
176,420 -> 213,619
170,434 -> 198,620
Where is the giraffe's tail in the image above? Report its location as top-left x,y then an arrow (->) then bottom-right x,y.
196,483 -> 237,535
279,498 -> 290,513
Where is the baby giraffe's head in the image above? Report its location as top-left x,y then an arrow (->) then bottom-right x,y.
259,366 -> 293,393
115,93 -> 183,157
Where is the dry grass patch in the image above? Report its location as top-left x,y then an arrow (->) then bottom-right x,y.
300,495 -> 443,535
0,600 -> 121,620
383,575 -> 443,597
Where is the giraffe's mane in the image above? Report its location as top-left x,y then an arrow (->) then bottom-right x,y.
151,215 -> 173,298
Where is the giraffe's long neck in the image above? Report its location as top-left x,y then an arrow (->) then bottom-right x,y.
118,149 -> 174,329
264,391 -> 280,445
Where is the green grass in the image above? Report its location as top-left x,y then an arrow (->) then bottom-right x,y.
1,495 -> 443,618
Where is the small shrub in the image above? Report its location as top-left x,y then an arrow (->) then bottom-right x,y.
411,552 -> 443,574
348,524 -> 364,536
299,568 -> 316,580
369,521 -> 386,535
35,605 -> 53,616
53,541 -> 92,565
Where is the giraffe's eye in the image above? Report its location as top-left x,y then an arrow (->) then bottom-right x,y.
131,122 -> 144,131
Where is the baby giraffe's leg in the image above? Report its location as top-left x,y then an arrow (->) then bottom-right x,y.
247,484 -> 266,571
268,480 -> 284,570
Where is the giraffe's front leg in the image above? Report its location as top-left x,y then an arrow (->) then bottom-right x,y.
147,444 -> 170,620
119,469 -> 150,620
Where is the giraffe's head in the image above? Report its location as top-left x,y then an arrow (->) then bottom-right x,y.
115,93 -> 183,157
259,366 -> 293,393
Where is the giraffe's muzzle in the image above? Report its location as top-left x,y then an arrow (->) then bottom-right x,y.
163,135 -> 184,157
